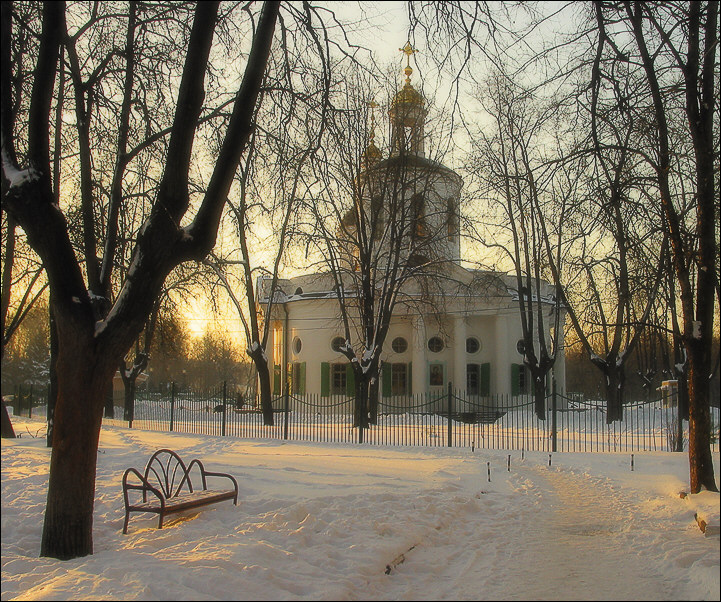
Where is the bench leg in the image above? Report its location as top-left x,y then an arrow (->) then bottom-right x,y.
123,513 -> 130,535
158,513 -> 164,529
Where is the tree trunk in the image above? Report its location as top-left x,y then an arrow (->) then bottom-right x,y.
40,342 -> 115,559
368,377 -> 380,425
354,377 -> 370,433
249,351 -> 274,426
687,339 -> 718,493
1,400 -> 15,438
604,366 -> 624,424
123,378 -> 136,425
47,301 -> 58,446
532,372 -> 546,421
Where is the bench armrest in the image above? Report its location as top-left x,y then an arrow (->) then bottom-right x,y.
187,459 -> 239,501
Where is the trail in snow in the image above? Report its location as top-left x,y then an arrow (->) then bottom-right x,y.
368,462 -> 683,601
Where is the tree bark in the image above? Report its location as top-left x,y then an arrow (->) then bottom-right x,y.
40,335 -> 116,559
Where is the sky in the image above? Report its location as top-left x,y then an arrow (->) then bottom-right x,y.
2,414 -> 719,601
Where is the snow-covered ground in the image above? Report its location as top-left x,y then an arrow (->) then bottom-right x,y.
2,415 -> 719,601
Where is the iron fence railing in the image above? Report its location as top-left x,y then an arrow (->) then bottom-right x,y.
6,380 -> 719,454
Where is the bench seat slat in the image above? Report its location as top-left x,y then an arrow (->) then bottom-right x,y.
130,489 -> 236,513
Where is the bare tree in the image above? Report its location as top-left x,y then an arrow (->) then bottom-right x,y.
591,0 -> 718,493
296,58 -> 463,430
2,0 -> 279,559
465,73 -> 568,419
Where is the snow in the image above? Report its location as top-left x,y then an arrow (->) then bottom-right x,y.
2,414 -> 720,601
1,149 -> 40,188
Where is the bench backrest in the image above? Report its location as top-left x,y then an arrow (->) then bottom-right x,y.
144,449 -> 197,499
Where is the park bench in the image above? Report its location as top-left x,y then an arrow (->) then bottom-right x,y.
122,448 -> 238,534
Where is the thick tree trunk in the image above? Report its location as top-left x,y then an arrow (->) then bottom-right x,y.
604,366 -> 624,424
1,400 -> 15,438
368,377 -> 380,425
40,340 -> 115,559
687,339 -> 718,493
354,377 -> 370,433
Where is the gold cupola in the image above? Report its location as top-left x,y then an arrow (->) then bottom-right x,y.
389,42 -> 427,157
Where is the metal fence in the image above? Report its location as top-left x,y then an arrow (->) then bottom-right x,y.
7,381 -> 720,453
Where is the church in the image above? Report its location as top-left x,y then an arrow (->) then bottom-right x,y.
258,44 -> 566,409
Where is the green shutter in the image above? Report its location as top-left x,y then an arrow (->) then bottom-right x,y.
382,362 -> 392,397
481,363 -> 490,396
511,363 -> 520,396
321,362 -> 330,397
408,362 -> 412,395
273,364 -> 281,394
299,362 -> 306,395
346,363 -> 356,396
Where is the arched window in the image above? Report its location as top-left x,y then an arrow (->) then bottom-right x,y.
411,194 -> 427,238
447,198 -> 458,237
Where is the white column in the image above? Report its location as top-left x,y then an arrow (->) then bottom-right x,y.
453,314 -> 467,394
495,313 -> 511,396
411,316 -> 426,396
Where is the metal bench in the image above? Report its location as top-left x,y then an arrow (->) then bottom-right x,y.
122,448 -> 238,534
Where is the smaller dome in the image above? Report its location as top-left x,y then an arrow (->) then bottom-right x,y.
363,141 -> 382,164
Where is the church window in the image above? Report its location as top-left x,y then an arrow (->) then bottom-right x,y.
392,337 -> 408,353
331,363 -> 347,395
293,337 -> 302,354
447,198 -> 458,236
391,363 -> 408,395
466,337 -> 481,354
467,364 -> 480,395
428,336 -> 444,353
411,194 -> 427,238
290,362 -> 306,395
467,363 -> 490,395
331,336 -> 346,353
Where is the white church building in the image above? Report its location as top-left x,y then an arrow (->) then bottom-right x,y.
258,45 -> 565,408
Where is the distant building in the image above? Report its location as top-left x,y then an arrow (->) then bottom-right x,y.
258,44 -> 565,405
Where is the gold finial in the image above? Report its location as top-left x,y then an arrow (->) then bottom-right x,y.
399,41 -> 418,84
363,98 -> 382,164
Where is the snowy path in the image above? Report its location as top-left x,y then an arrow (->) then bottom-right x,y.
2,420 -> 718,601
370,462 -> 683,601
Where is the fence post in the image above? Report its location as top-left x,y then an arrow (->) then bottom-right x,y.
170,381 -> 176,432
283,387 -> 290,441
551,379 -> 558,453
447,381 -> 453,448
358,382 -> 365,445
221,381 -> 227,437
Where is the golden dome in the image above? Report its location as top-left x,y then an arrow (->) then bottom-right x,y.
393,79 -> 425,108
363,141 -> 382,163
